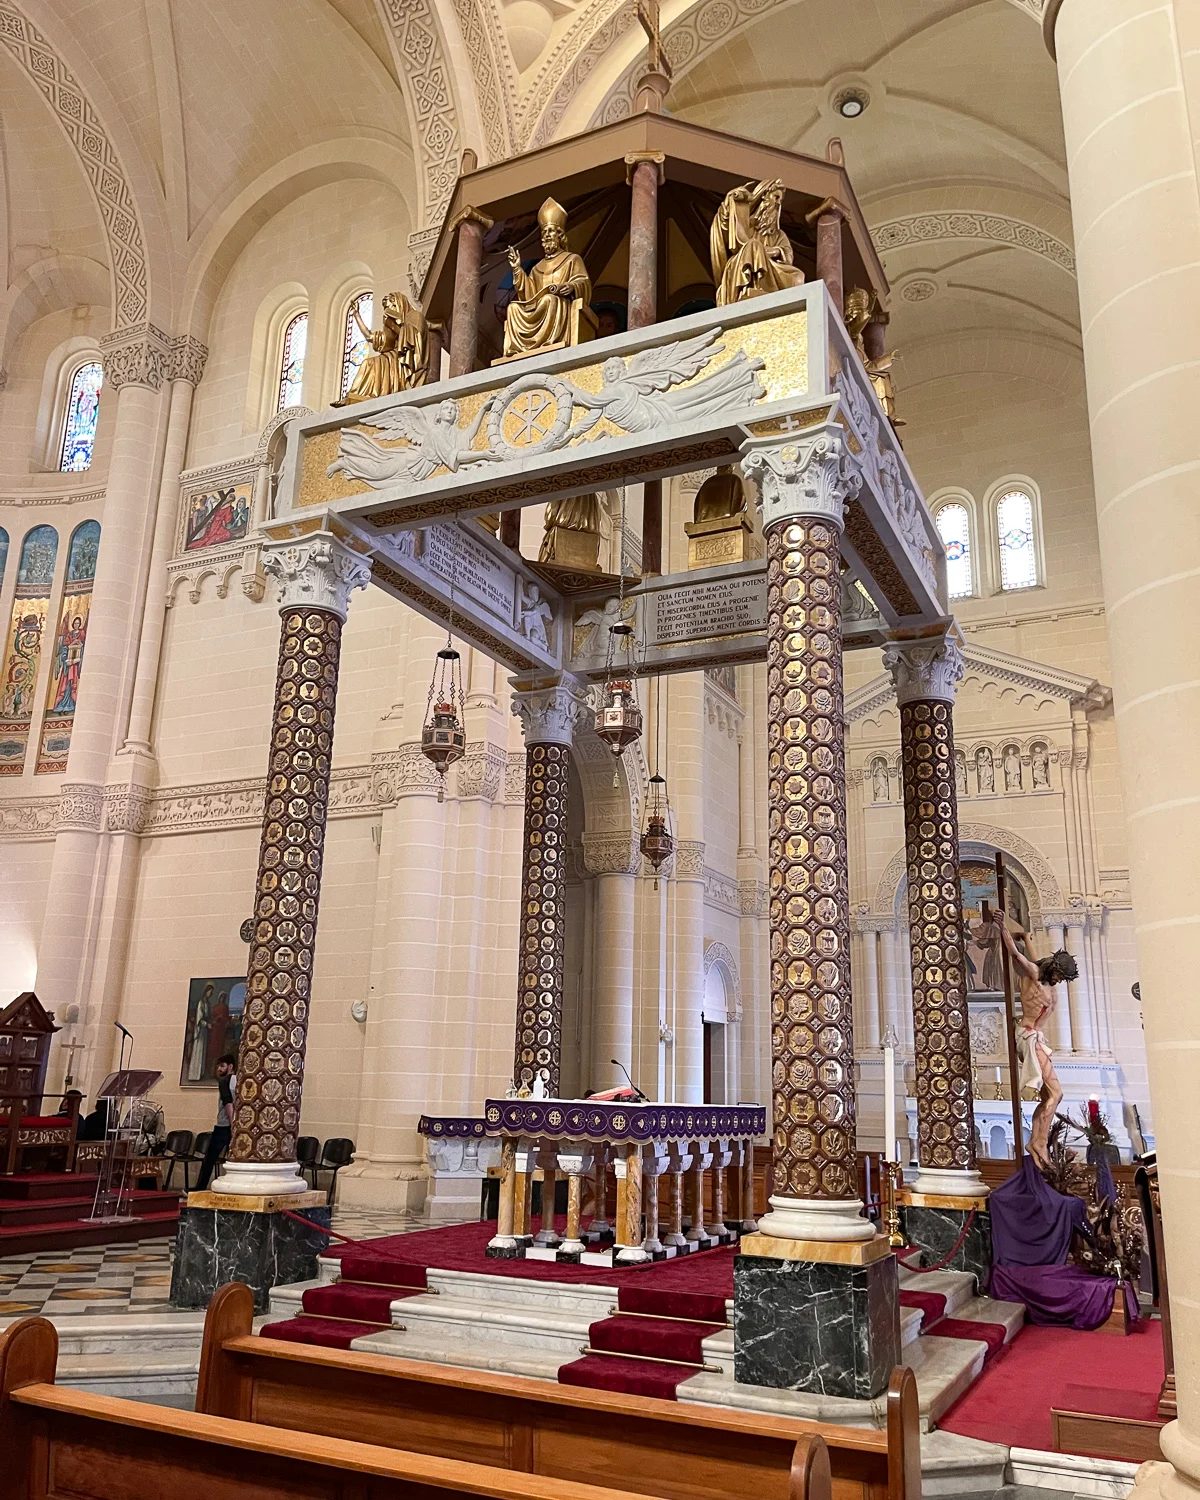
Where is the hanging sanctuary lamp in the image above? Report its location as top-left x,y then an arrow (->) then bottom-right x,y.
593,489 -> 642,783
420,528 -> 468,801
639,675 -> 673,887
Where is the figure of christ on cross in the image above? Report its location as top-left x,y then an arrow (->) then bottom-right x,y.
990,910 -> 1079,1170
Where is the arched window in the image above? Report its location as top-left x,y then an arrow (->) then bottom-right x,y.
0,528 -> 8,593
59,362 -> 103,472
935,502 -> 973,600
340,292 -> 373,399
276,311 -> 308,412
37,520 -> 100,773
996,488 -> 1037,591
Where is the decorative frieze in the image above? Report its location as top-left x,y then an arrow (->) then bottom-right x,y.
170,334 -> 210,387
56,782 -> 104,833
582,830 -> 641,875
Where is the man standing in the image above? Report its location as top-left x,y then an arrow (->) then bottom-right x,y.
195,1053 -> 237,1191
992,913 -> 1078,1169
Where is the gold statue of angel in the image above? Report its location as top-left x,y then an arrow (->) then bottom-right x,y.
331,291 -> 428,406
710,179 -> 805,306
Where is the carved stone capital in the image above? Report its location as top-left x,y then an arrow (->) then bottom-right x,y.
262,533 -> 372,621
57,782 -> 104,832
882,636 -> 966,706
740,430 -> 860,533
170,334 -> 209,386
582,831 -> 641,875
448,205 -> 494,234
511,675 -> 588,747
99,323 -> 172,390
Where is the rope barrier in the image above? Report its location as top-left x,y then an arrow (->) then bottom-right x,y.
903,1208 -> 977,1273
278,1207 -> 357,1244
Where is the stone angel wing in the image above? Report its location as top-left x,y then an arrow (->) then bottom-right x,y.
359,403 -> 436,446
621,329 -> 726,394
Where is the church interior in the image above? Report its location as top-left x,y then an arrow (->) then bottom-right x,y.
0,2 -> 1195,1499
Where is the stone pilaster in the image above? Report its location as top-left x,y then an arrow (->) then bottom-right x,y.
510,675 -> 587,1092
883,634 -> 986,1202
217,533 -> 370,1196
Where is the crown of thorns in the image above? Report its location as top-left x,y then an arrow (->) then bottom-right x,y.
1038,949 -> 1079,984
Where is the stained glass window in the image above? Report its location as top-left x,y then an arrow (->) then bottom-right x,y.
59,361 -> 103,472
0,528 -> 8,593
277,311 -> 308,412
997,488 -> 1037,590
935,502 -> 973,599
340,292 -> 373,398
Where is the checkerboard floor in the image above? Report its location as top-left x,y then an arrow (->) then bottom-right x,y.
0,1206 -> 465,1318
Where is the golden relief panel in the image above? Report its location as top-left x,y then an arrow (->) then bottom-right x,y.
295,310 -> 808,511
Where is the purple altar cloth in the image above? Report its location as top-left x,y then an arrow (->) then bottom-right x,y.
991,1263 -> 1138,1330
989,1156 -> 1088,1266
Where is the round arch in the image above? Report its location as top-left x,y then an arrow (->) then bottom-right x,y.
872,820 -> 1062,923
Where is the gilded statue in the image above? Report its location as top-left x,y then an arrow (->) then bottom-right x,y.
331,291 -> 428,406
710,179 -> 805,306
539,492 -> 602,571
502,198 -> 593,360
693,466 -> 746,523
844,285 -> 903,429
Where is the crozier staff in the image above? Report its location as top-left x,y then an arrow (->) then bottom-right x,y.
990,911 -> 1078,1170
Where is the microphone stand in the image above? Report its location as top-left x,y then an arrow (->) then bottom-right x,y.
610,1059 -> 647,1102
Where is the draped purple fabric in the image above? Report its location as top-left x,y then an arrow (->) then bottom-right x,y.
989,1156 -> 1088,1266
990,1264 -> 1138,1330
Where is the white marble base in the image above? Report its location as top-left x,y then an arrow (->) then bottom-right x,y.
212,1160 -> 309,1196
756,1195 -> 875,1242
920,1431 -> 1009,1495
1008,1447 -> 1140,1498
910,1167 -> 990,1199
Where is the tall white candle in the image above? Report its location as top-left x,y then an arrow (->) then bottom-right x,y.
882,1024 -> 899,1164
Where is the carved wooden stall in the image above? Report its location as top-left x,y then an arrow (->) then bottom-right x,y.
0,993 -> 78,1176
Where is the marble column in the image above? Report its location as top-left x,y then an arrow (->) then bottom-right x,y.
883,634 -> 986,1201
1064,918 -> 1094,1053
669,671 -> 707,1102
216,531 -> 371,1195
1046,4 -> 1200,1487
855,921 -> 882,1051
1043,921 -> 1075,1053
625,150 -> 664,574
511,676 -> 587,1092
35,325 -> 171,1035
448,207 -> 492,378
585,833 -> 639,1092
740,429 -> 871,1243
806,200 -> 846,324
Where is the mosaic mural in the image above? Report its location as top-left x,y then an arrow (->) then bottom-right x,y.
37,520 -> 101,774
0,526 -> 59,775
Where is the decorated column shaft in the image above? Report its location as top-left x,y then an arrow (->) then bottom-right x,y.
511,676 -> 587,1094
741,429 -> 871,1242
883,635 -> 985,1198
218,531 -> 370,1196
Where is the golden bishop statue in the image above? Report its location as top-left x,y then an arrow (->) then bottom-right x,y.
845,286 -> 904,429
501,198 -> 593,360
710,179 -> 805,307
331,290 -> 428,406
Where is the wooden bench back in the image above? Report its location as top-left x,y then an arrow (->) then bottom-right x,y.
0,1315 -> 832,1500
197,1283 -> 920,1500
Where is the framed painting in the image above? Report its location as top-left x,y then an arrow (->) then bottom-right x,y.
183,481 -> 252,552
180,976 -> 246,1087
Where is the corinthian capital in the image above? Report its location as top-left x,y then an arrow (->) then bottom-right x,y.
170,334 -> 209,386
99,323 -> 172,391
882,635 -> 966,706
511,674 -> 588,746
262,532 -> 372,621
739,428 -> 861,533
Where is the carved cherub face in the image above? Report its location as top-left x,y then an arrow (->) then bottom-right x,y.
436,400 -> 458,424
602,357 -> 624,383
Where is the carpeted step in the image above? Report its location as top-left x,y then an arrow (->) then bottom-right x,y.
936,1317 -> 1006,1362
587,1313 -> 722,1364
337,1249 -> 430,1289
259,1316 -> 386,1350
900,1288 -> 947,1326
617,1285 -> 727,1324
301,1284 -> 405,1322
558,1353 -> 700,1400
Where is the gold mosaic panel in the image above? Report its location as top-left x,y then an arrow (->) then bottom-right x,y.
899,699 -> 978,1171
231,608 -> 342,1166
765,518 -> 857,1201
514,741 -> 570,1092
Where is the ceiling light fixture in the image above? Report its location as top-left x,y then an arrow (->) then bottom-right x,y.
835,88 -> 868,118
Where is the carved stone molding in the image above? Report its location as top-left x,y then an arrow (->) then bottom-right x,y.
582,830 -> 641,875
0,487 -> 105,511
170,334 -> 209,386
505,749 -> 526,803
100,323 -> 171,391
0,797 -> 58,840
511,676 -> 588,747
741,431 -> 860,532
674,838 -> 705,878
872,820 -> 1064,917
703,939 -> 743,1020
253,407 -> 315,465
873,211 -> 1072,275
0,2 -> 147,326
56,782 -> 104,833
378,0 -> 461,225
704,865 -> 740,915
262,534 -> 372,620
103,785 -> 150,835
882,637 -> 966,706
457,742 -> 507,800
739,878 -> 768,918
166,543 -> 262,608
371,743 -> 451,802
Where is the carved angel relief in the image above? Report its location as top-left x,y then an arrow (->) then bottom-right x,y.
326,330 -> 766,490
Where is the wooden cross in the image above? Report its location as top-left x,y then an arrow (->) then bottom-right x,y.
59,1037 -> 86,1086
637,0 -> 673,78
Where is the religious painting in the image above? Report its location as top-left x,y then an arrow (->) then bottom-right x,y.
0,525 -> 59,775
180,976 -> 246,1086
183,481 -> 251,552
959,858 -> 1030,995
37,521 -> 100,774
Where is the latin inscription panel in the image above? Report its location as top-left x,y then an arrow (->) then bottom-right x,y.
649,573 -> 767,646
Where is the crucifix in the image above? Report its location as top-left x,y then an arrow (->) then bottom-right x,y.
60,1037 -> 87,1087
637,0 -> 673,79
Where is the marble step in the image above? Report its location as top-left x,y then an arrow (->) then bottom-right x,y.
426,1268 -> 623,1319
353,1327 -> 565,1383
358,1292 -> 601,1365
920,1430 -> 1009,1495
953,1293 -> 1025,1343
900,1304 -> 923,1345
897,1266 -> 978,1316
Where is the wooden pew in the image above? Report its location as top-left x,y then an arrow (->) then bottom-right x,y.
0,1315 -> 833,1500
197,1282 -> 920,1500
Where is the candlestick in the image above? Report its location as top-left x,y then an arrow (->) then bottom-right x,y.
882,1024 -> 899,1165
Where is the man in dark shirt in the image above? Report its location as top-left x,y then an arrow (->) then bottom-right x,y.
195,1053 -> 237,1191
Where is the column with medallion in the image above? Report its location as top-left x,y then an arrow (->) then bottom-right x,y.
883,633 -> 990,1279
731,427 -> 898,1401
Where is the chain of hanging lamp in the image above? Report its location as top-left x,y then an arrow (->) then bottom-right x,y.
420,526 -> 467,802
593,486 -> 643,786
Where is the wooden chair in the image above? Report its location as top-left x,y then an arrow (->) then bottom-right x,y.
197,1282 -> 920,1500
0,1314 -> 834,1500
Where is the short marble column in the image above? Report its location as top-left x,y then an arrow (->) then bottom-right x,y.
738,1139 -> 758,1233
511,677 -> 586,1092
487,1137 -> 520,1256
448,207 -> 492,378
806,200 -> 846,324
707,1138 -> 733,1243
686,1140 -> 713,1247
585,1145 -> 612,1244
217,532 -> 371,1197
534,1145 -> 561,1248
883,634 -> 987,1205
665,1144 -> 688,1252
615,1141 -> 647,1264
513,1145 -> 534,1244
557,1151 -> 591,1261
642,1147 -> 667,1258
735,427 -> 897,1401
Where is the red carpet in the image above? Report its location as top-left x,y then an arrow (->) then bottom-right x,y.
559,1353 -> 697,1399
259,1240 -> 431,1349
900,1288 -> 1008,1363
0,1171 -> 179,1255
939,1319 -> 1165,1452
